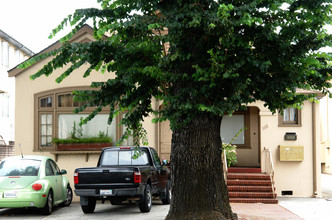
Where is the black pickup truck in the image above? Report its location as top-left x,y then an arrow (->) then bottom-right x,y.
73,146 -> 171,213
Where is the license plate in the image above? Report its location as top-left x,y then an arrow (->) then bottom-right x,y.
4,191 -> 18,198
100,189 -> 112,195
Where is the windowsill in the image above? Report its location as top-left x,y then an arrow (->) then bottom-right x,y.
278,124 -> 302,127
50,150 -> 102,162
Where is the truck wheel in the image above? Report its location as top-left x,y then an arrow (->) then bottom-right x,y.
161,180 -> 171,204
138,185 -> 152,213
81,197 -> 96,214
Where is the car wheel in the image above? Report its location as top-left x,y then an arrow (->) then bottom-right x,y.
161,180 -> 171,205
60,185 -> 73,207
138,184 -> 152,213
41,191 -> 53,215
81,197 -> 96,214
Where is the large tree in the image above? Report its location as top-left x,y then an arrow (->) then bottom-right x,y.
22,0 -> 331,219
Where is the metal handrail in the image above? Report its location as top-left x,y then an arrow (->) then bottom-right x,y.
264,147 -> 275,198
222,149 -> 228,183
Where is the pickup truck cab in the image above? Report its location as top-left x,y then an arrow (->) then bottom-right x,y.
74,146 -> 171,213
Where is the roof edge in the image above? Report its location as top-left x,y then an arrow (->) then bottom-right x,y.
8,24 -> 94,78
0,29 -> 34,56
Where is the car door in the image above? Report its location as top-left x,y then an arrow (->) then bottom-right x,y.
45,159 -> 63,203
150,148 -> 168,192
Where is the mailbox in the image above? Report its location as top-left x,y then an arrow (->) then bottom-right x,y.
279,145 -> 304,161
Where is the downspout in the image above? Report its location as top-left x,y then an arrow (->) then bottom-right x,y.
155,99 -> 160,155
312,101 -> 321,197
312,102 -> 317,197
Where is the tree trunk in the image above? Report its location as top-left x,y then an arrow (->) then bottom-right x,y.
166,113 -> 236,220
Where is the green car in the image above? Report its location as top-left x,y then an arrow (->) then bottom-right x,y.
0,155 -> 72,215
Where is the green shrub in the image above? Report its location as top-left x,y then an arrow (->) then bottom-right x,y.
221,127 -> 245,167
222,143 -> 237,167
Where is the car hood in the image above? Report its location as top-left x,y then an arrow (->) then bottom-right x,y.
0,176 -> 38,189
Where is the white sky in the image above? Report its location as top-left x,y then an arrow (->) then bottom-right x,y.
0,1 -> 330,54
0,0 -> 100,53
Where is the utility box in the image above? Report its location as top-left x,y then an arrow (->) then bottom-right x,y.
279,145 -> 304,161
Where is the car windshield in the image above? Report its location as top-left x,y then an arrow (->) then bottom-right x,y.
0,158 -> 41,177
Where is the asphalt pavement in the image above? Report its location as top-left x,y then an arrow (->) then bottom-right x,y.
0,200 -> 169,219
0,174 -> 332,219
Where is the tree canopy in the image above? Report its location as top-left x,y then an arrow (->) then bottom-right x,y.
22,0 -> 332,134
21,0 -> 332,219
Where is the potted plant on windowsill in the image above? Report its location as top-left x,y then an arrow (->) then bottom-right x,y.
53,121 -> 112,151
53,136 -> 112,151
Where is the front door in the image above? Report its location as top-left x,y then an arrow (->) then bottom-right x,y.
220,107 -> 260,167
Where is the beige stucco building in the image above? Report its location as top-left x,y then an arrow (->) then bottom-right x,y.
8,25 -> 326,200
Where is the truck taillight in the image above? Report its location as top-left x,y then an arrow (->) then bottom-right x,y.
74,172 -> 79,184
134,171 -> 141,183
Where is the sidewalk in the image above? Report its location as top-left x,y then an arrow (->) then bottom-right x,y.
231,202 -> 302,220
231,197 -> 332,220
230,173 -> 332,220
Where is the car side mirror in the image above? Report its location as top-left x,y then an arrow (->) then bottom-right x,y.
60,169 -> 67,175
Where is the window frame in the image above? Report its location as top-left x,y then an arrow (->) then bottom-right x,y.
34,87 -> 125,152
278,107 -> 302,127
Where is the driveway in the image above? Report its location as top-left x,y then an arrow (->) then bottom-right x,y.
0,200 -> 170,220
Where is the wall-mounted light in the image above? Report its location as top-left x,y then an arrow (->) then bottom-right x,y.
284,132 -> 297,141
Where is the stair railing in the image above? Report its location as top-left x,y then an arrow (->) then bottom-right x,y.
264,147 -> 276,198
222,149 -> 228,183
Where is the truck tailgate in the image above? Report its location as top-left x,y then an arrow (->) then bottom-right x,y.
75,166 -> 139,188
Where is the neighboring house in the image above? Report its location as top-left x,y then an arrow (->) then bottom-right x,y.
8,25 -> 325,200
0,29 -> 34,146
320,87 -> 332,174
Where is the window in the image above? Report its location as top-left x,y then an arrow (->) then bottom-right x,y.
49,159 -> 61,175
40,113 -> 53,147
151,148 -> 162,167
58,114 -> 116,141
15,49 -> 20,64
220,110 -> 250,148
120,113 -> 134,146
278,107 -> 301,127
0,93 -> 9,118
45,160 -> 54,176
0,158 -> 41,177
40,96 -> 52,108
100,149 -> 149,166
1,41 -> 9,67
35,87 -> 132,151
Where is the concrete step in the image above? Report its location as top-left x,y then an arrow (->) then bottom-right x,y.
227,179 -> 272,186
229,191 -> 276,199
227,173 -> 271,180
230,198 -> 278,204
228,185 -> 274,193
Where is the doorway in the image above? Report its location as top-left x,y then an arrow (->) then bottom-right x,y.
220,107 -> 260,167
